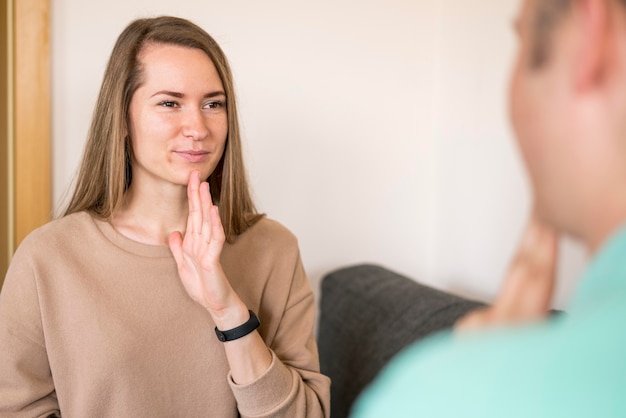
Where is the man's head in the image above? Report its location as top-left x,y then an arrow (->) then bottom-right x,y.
529,0 -> 572,67
531,0 -> 626,68
509,0 -> 626,251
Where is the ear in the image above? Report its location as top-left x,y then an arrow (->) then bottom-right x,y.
574,0 -> 611,91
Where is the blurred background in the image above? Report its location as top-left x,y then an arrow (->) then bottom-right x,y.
4,0 -> 589,308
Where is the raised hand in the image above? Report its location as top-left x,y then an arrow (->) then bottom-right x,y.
169,171 -> 272,383
168,170 -> 235,315
455,213 -> 559,332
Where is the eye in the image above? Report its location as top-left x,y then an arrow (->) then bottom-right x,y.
158,100 -> 179,108
203,100 -> 225,110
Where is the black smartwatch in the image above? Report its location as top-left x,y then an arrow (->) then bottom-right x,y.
214,310 -> 260,342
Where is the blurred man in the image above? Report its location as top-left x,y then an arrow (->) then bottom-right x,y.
352,0 -> 626,416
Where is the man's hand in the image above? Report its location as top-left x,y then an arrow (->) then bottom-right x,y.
455,213 -> 559,332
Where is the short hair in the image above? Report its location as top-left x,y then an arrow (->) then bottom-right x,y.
531,0 -> 626,67
530,0 -> 572,67
63,16 -> 262,241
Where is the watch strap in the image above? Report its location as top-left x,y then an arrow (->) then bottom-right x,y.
214,310 -> 260,342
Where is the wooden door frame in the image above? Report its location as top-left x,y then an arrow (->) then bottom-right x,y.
1,0 -> 51,287
1,0 -> 11,282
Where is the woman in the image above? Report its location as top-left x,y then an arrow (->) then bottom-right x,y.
0,16 -> 330,417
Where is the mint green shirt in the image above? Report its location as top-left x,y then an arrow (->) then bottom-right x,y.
352,228 -> 626,418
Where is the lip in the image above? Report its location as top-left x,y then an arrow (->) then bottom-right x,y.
174,150 -> 210,163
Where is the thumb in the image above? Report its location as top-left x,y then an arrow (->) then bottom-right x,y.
168,231 -> 184,267
455,308 -> 492,332
494,220 -> 558,320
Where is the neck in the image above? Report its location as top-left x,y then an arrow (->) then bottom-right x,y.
578,172 -> 626,254
585,203 -> 626,255
111,180 -> 189,246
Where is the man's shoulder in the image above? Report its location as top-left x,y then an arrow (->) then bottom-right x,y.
353,307 -> 626,417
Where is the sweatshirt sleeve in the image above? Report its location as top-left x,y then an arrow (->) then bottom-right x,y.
228,250 -> 331,418
0,240 -> 61,417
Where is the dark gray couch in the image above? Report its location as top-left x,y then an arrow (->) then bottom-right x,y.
317,264 -> 484,418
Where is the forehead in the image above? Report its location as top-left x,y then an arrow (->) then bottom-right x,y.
137,43 -> 222,88
515,0 -> 536,30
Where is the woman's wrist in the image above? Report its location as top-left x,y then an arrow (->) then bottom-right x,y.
209,300 -> 251,331
215,310 -> 260,342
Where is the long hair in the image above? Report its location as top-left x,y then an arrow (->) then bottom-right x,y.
63,16 -> 262,241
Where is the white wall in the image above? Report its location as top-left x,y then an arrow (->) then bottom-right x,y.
51,0 -> 588,308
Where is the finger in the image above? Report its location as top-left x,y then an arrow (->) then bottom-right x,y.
200,181 -> 213,239
510,223 -> 557,305
202,205 -> 225,263
455,308 -> 491,332
532,224 -> 559,274
187,170 -> 202,236
210,205 -> 225,245
494,218 -> 558,321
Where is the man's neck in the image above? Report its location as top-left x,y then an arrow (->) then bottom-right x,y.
583,188 -> 626,255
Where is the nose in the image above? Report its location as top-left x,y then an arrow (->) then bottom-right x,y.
181,108 -> 209,140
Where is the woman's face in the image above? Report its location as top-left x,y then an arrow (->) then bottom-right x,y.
128,43 -> 228,190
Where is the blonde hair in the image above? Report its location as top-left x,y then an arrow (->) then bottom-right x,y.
63,16 -> 262,241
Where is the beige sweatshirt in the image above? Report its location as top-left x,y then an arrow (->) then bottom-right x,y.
0,211 -> 330,417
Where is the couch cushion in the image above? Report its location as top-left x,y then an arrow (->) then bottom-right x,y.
317,264 -> 484,418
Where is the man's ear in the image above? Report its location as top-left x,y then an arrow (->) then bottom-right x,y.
574,0 -> 611,91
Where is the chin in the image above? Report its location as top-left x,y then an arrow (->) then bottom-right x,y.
535,200 -> 571,236
175,166 -> 213,184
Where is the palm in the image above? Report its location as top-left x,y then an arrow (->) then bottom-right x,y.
169,170 -> 232,312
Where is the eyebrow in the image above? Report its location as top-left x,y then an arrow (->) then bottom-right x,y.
150,90 -> 226,99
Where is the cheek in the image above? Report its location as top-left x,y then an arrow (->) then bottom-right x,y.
215,115 -> 229,149
217,114 -> 228,141
509,65 -> 533,161
507,35 -> 546,166
209,115 -> 228,159
508,61 -> 551,200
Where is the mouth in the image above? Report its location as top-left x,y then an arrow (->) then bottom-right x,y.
174,150 -> 210,163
